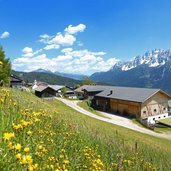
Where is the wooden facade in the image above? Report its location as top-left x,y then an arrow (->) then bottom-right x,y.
140,91 -> 169,118
94,91 -> 170,119
35,87 -> 56,98
10,74 -> 23,88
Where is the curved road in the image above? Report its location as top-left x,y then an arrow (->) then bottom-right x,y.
56,98 -> 171,140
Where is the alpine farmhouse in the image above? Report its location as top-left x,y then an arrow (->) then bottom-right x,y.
75,85 -> 171,124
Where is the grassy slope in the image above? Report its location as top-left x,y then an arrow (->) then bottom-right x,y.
1,89 -> 171,170
158,117 -> 171,126
77,100 -> 110,118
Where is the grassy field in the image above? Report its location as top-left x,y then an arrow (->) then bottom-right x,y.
1,88 -> 171,170
158,117 -> 171,127
77,100 -> 110,118
132,118 -> 171,133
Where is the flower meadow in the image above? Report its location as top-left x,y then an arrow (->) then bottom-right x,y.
0,88 -> 171,170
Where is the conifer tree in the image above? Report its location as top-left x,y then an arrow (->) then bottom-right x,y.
0,46 -> 11,86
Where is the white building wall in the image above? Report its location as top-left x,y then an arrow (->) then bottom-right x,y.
147,113 -> 169,124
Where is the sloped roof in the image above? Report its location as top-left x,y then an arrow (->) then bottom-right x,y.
95,87 -> 168,103
35,86 -> 48,92
74,85 -> 108,93
49,85 -> 65,91
35,85 -> 65,92
10,74 -> 23,82
75,85 -> 171,103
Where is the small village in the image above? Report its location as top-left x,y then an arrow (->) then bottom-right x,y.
10,73 -> 171,129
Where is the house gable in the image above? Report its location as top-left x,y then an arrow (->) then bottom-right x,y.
141,91 -> 170,118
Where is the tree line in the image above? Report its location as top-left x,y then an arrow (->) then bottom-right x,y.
0,46 -> 11,86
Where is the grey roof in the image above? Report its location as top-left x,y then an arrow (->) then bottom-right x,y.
74,85 -> 93,93
10,74 -> 23,82
35,85 -> 64,92
75,85 -> 171,102
48,85 -> 65,91
95,86 -> 162,103
75,85 -> 117,93
35,86 -> 48,92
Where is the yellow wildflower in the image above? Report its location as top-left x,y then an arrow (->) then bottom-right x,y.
3,132 -> 15,140
38,145 -> 43,150
33,163 -> 38,169
20,155 -> 27,165
0,61 -> 3,65
26,155 -> 33,164
24,147 -> 30,153
16,153 -> 22,160
12,124 -> 23,130
28,166 -> 34,171
21,120 -> 30,127
7,142 -> 14,150
27,131 -> 32,136
59,154 -> 64,159
63,159 -> 69,164
15,143 -> 22,151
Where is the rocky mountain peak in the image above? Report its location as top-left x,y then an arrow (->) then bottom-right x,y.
111,49 -> 171,71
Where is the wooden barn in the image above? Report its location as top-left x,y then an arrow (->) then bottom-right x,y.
93,86 -> 171,123
35,86 -> 56,98
34,85 -> 65,98
76,85 -> 171,123
10,74 -> 24,88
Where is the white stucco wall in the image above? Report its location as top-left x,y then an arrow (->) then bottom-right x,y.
147,113 -> 169,124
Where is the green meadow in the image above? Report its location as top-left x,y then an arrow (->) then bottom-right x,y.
1,88 -> 171,170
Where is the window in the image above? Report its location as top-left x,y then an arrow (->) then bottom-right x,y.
154,109 -> 157,112
143,111 -> 146,114
164,115 -> 166,118
153,118 -> 155,120
163,107 -> 166,110
158,116 -> 161,119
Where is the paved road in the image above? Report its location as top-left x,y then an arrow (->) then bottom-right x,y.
56,98 -> 171,140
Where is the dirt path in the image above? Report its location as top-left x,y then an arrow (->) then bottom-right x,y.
56,98 -> 171,140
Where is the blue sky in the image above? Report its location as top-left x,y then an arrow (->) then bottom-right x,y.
1,0 -> 171,74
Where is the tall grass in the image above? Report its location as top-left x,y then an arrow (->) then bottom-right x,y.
0,88 -> 171,170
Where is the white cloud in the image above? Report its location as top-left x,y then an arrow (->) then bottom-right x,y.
61,48 -> 73,53
22,47 -> 42,57
49,33 -> 76,46
40,34 -> 50,39
44,44 -> 60,50
64,24 -> 86,34
12,48 -> 119,74
0,31 -> 10,39
22,47 -> 33,54
53,55 -> 73,62
22,47 -> 34,57
13,23 -> 118,74
39,24 -> 86,50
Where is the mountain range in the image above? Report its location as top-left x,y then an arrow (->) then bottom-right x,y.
33,68 -> 86,80
91,49 -> 171,94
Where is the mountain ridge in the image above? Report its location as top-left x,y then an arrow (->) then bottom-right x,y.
91,49 -> 171,94
32,68 -> 86,80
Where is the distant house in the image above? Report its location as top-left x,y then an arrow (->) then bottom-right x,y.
74,85 -> 106,99
65,87 -> 77,99
32,80 -> 48,90
76,85 -> 171,124
10,74 -> 24,88
35,86 -> 56,98
34,85 -> 65,98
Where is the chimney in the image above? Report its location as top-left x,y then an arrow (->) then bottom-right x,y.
110,90 -> 113,94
